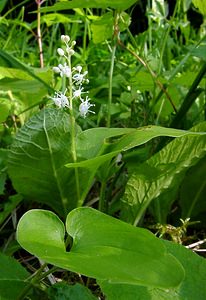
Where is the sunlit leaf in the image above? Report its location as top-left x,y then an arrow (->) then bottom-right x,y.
17,207 -> 184,288
99,239 -> 206,300
41,0 -> 138,12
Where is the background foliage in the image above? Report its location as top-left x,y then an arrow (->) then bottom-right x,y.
0,0 -> 206,299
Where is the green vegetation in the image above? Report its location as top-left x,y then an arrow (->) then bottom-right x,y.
0,0 -> 206,299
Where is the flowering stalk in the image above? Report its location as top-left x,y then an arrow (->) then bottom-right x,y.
50,35 -> 95,207
36,0 -> 45,68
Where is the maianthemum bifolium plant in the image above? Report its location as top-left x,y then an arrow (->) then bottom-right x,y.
0,0 -> 206,299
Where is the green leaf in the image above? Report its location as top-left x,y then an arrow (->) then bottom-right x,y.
17,207 -> 185,289
0,98 -> 11,123
0,50 -> 54,94
0,252 -> 30,299
192,0 -> 206,15
41,13 -> 79,27
180,156 -> 206,219
99,240 -> 206,300
91,12 -> 114,43
41,0 -> 138,12
121,122 -> 206,224
48,283 -> 98,300
191,43 -> 206,61
0,66 -> 53,111
66,125 -> 204,170
7,108 -> 81,217
0,194 -> 23,226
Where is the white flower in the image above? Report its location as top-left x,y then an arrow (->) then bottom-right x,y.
75,65 -> 82,73
73,86 -> 88,99
79,96 -> 95,118
73,69 -> 88,85
57,48 -> 65,56
50,90 -> 70,108
61,35 -> 70,43
66,48 -> 75,56
53,63 -> 71,77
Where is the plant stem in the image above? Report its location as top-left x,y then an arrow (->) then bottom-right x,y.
107,44 -> 116,128
99,180 -> 107,212
17,262 -> 48,300
67,56 -> 81,206
117,38 -> 177,113
107,11 -> 119,127
36,0 -> 44,68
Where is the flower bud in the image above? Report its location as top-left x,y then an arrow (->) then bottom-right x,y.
67,49 -> 75,56
57,48 -> 65,56
61,35 -> 70,43
52,67 -> 60,73
75,65 -> 82,72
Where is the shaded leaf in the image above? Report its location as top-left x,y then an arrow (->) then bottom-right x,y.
48,283 -> 97,300
121,122 -> 206,224
0,194 -> 23,226
0,252 -> 30,299
180,156 -> 206,219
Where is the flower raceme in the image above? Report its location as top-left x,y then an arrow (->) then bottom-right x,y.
50,35 -> 94,118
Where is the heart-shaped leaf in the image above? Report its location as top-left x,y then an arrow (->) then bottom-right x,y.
17,207 -> 184,289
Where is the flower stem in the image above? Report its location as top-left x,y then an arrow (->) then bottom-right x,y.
107,44 -> 116,128
36,0 -> 44,68
67,56 -> 81,206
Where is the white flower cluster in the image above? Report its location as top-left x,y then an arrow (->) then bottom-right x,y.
50,35 -> 94,118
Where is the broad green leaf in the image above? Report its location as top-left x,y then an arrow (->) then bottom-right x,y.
48,282 -> 98,300
17,207 -> 184,289
41,13 -> 79,27
7,108 -> 82,217
0,50 -> 54,94
180,156 -> 206,219
0,0 -> 7,13
66,125 -> 204,170
121,122 -> 206,224
91,12 -> 113,43
130,71 -> 155,92
99,240 -> 206,300
0,98 -> 11,123
41,0 -> 138,12
192,0 -> 206,15
0,252 -> 30,299
0,67 -> 53,112
191,43 -> 206,61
